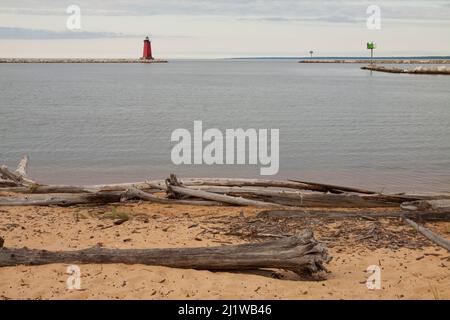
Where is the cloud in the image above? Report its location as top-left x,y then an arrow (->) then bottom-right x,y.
0,27 -> 140,39
238,15 -> 361,24
0,0 -> 449,22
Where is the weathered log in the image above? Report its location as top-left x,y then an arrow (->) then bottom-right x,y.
0,179 -> 19,187
289,179 -> 377,194
1,155 -> 37,186
0,165 -> 22,184
213,187 -> 419,207
0,156 -> 167,193
0,230 -> 330,276
121,188 -> 224,206
0,185 -> 92,194
148,179 -> 450,201
179,177 -> 389,194
0,189 -> 223,207
166,184 -> 285,208
258,210 -> 450,222
164,178 -> 340,193
149,181 -> 423,208
83,181 -> 162,192
401,200 -> 450,212
249,193 -> 409,208
15,155 -> 29,178
0,192 -> 124,207
404,219 -> 450,252
190,187 -> 394,207
0,183 -> 161,194
187,186 -> 308,198
151,181 -> 449,207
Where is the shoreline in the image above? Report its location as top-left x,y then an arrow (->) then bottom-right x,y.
0,58 -> 168,64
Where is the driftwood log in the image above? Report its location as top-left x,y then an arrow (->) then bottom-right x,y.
0,179 -> 18,187
182,185 -> 309,197
288,179 -> 376,194
0,192 -> 124,207
0,230 -> 330,276
121,188 -> 224,206
0,165 -> 26,186
166,185 -> 284,208
0,183 -> 160,194
404,219 -> 450,252
0,177 -> 321,194
155,174 -> 285,208
0,185 -> 93,194
0,189 -> 222,207
258,210 -> 450,222
150,179 -> 419,208
0,157 -> 162,194
401,200 -> 450,212
236,193 -> 413,208
15,155 -> 29,177
156,177 -> 362,193
0,155 -> 37,187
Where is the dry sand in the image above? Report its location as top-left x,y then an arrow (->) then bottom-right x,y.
0,202 -> 449,300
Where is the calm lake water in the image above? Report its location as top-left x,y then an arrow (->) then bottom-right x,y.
1,60 -> 449,192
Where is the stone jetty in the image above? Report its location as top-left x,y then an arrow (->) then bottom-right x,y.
361,65 -> 450,75
299,59 -> 450,64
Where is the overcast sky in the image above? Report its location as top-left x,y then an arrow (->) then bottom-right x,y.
0,0 -> 449,58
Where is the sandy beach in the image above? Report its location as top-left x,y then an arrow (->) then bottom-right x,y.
2,0 -> 450,309
1,201 -> 449,300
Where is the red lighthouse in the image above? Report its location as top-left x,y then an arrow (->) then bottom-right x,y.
142,36 -> 153,60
